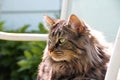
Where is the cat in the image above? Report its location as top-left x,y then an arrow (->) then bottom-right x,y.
37,14 -> 110,80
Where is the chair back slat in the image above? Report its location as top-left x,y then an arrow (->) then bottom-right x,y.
105,27 -> 120,80
0,32 -> 48,41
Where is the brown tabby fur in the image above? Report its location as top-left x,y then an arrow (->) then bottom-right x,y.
37,14 -> 110,80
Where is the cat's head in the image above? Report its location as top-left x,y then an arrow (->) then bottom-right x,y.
44,14 -> 89,62
44,14 -> 109,65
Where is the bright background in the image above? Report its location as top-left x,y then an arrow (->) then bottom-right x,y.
71,0 -> 120,42
0,0 -> 120,42
0,0 -> 61,30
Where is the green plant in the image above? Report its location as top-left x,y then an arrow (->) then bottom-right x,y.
0,21 -> 5,31
0,22 -> 48,80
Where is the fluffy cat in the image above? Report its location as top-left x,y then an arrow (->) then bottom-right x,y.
37,14 -> 110,80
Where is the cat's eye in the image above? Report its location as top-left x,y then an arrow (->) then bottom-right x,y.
59,38 -> 65,44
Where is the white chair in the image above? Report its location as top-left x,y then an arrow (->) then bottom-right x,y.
0,0 -> 120,79
105,27 -> 120,80
0,0 -> 71,41
0,32 -> 48,41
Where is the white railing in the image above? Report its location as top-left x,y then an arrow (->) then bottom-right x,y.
0,0 -> 72,41
60,0 -> 73,20
0,32 -> 48,41
105,27 -> 120,80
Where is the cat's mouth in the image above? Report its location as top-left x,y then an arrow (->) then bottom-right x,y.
48,50 -> 77,62
49,51 -> 64,56
49,50 -> 65,61
54,51 -> 63,54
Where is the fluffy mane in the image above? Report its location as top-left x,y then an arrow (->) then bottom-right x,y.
37,14 -> 110,80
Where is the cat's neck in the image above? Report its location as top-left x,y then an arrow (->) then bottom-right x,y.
42,54 -> 106,80
46,56 -> 89,76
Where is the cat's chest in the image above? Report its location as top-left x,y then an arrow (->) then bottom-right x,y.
38,61 -> 77,80
38,60 -> 97,80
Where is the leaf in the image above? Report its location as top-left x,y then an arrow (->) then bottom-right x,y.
0,21 -> 5,31
24,51 -> 32,59
17,66 -> 31,72
17,60 -> 30,67
38,23 -> 48,33
18,24 -> 30,33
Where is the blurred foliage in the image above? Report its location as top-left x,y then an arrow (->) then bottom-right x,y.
0,21 -> 5,31
0,22 -> 48,80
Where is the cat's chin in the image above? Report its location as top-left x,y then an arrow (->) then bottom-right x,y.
51,57 -> 66,62
49,52 -> 66,62
49,50 -> 78,62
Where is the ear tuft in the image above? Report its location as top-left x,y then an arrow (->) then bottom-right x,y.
44,16 -> 55,26
68,14 -> 85,32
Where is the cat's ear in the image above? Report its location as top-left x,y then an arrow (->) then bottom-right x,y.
44,16 -> 55,27
68,14 -> 85,33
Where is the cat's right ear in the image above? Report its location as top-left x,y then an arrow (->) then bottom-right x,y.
44,16 -> 55,28
67,14 -> 85,33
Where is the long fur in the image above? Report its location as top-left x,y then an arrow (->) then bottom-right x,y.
37,15 -> 110,80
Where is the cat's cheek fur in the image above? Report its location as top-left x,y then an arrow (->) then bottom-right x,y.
49,50 -> 78,62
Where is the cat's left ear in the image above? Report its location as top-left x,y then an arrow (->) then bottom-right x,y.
68,14 -> 85,33
44,16 -> 55,28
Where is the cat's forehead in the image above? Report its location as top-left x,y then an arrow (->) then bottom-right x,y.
52,20 -> 67,29
49,20 -> 68,38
